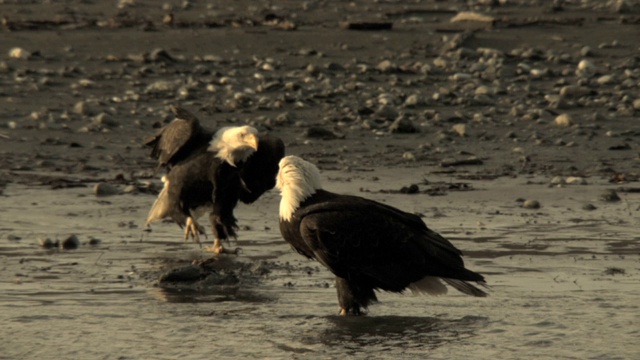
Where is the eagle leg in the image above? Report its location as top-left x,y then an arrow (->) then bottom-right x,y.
184,217 -> 207,245
336,277 -> 374,316
205,214 -> 240,255
204,237 -> 240,255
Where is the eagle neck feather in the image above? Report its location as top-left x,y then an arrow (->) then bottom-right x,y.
278,156 -> 323,221
279,182 -> 316,222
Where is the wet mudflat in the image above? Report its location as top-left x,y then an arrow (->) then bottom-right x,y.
2,173 -> 639,359
2,0 -> 640,359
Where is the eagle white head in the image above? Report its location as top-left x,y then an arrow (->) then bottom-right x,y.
277,155 -> 323,221
209,126 -> 259,167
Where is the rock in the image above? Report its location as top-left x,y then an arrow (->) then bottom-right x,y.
566,176 -> 587,185
149,48 -> 175,63
583,203 -> 597,211
554,114 -> 573,127
611,0 -> 633,13
451,73 -> 472,81
389,117 -> 419,134
339,21 -> 393,31
576,59 -> 596,76
304,127 -> 342,140
522,199 -> 541,209
38,237 -> 57,249
61,235 -> 80,250
579,46 -> 593,57
550,176 -> 565,185
93,112 -> 119,128
450,11 -> 495,23
276,112 -> 294,125
440,157 -> 483,167
596,75 -> 614,85
73,101 -> 96,116
394,151 -> 412,162
198,272 -> 240,286
600,189 -> 621,202
376,104 -> 399,121
376,60 -> 396,73
632,99 -> 640,110
560,85 -> 590,98
404,94 -> 421,107
400,184 -> 420,194
145,80 -> 178,95
93,183 -> 121,196
160,265 -> 204,283
9,47 -> 31,59
603,267 -> 625,275
451,124 -> 467,137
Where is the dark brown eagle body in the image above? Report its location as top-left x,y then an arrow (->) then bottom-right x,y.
156,149 -> 242,240
145,106 -> 284,253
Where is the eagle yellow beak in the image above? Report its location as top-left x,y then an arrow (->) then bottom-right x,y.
245,133 -> 259,150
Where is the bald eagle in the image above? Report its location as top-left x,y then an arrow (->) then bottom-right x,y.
276,155 -> 487,315
145,106 -> 285,254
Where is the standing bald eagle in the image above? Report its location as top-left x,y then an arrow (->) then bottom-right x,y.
277,155 -> 487,315
145,106 -> 285,254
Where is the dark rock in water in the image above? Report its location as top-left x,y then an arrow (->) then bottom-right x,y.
339,21 -> 393,31
93,183 -> 120,196
61,234 -> 80,250
160,265 -> 204,283
400,184 -> 420,194
608,143 -> 631,151
603,267 -> 625,275
88,238 -> 101,246
600,189 -> 621,202
522,199 -> 541,209
38,237 -> 57,249
582,203 -> 597,211
440,157 -> 483,167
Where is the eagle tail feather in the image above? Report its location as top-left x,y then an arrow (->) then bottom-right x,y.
442,278 -> 489,297
145,177 -> 171,227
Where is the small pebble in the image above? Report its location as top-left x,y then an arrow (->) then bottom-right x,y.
38,237 -> 57,249
600,189 -> 621,202
94,183 -> 120,196
554,114 -> 573,127
61,235 -> 81,250
522,199 -> 541,209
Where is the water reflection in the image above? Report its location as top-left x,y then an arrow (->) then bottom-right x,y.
309,315 -> 488,353
150,287 -> 275,304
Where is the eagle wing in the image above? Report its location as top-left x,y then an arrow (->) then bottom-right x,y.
144,105 -> 207,169
238,134 -> 285,204
298,197 -> 481,291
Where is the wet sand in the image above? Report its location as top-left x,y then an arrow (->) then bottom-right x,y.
2,1 -> 640,359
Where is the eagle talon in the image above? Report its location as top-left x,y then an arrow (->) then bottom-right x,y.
205,239 -> 240,255
205,245 -> 241,255
184,217 -> 207,245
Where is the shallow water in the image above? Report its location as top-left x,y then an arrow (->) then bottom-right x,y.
1,173 -> 639,359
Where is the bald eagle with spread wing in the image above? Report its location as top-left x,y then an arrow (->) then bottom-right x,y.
144,106 -> 285,254
277,155 -> 487,315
